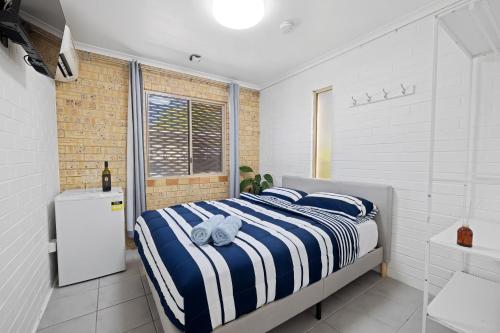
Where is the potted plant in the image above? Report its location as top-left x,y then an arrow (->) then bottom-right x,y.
239,166 -> 273,194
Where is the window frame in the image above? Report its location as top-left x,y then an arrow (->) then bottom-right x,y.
144,90 -> 227,180
312,86 -> 333,178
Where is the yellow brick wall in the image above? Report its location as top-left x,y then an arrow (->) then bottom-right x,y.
56,51 -> 129,191
142,65 -> 231,209
239,88 -> 260,171
56,51 -> 260,210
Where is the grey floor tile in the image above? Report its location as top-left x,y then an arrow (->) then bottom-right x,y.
141,274 -> 151,295
348,290 -> 416,328
370,278 -> 422,307
269,310 -> 318,333
146,294 -> 160,321
37,313 -> 96,333
39,289 -> 98,329
309,294 -> 346,319
138,261 -> 146,276
355,270 -> 383,289
325,305 -> 396,333
153,320 -> 164,333
52,279 -> 99,300
126,249 -> 140,263
96,296 -> 152,333
308,271 -> 381,318
397,307 -> 455,333
98,275 -> 145,310
99,260 -> 140,288
333,277 -> 375,303
307,322 -> 339,333
125,322 -> 156,333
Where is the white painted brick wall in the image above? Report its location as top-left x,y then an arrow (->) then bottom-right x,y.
0,44 -> 59,332
260,16 -> 500,294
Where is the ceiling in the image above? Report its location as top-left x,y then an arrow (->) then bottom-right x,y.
441,0 -> 500,57
58,0 -> 439,87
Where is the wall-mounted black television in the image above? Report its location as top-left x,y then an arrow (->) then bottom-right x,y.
0,0 -> 66,78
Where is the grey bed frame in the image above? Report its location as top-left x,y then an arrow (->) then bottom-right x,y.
148,176 -> 394,333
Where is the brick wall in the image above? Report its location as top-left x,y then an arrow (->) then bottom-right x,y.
142,66 -> 260,209
56,51 -> 129,192
142,65 -> 230,209
239,88 -> 260,171
0,44 -> 60,333
56,52 -> 260,210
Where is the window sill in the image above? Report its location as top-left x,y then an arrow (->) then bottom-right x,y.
147,173 -> 226,181
146,173 -> 229,187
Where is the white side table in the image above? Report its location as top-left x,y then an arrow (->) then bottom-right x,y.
422,219 -> 500,333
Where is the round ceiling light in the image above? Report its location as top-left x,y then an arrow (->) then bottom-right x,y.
212,0 -> 264,30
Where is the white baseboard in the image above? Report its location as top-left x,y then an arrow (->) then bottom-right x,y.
31,275 -> 57,333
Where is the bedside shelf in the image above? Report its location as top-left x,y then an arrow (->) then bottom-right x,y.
430,219 -> 500,262
423,219 -> 500,333
427,271 -> 500,333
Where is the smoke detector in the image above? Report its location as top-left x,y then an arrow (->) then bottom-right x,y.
189,54 -> 202,63
279,20 -> 295,34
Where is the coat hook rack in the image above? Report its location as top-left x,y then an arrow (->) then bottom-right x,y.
382,88 -> 389,99
365,92 -> 372,103
350,83 -> 416,108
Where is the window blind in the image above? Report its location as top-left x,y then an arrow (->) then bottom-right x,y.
192,101 -> 223,174
147,95 -> 189,177
146,93 -> 224,178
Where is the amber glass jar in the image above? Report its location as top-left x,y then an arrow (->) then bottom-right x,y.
457,224 -> 473,247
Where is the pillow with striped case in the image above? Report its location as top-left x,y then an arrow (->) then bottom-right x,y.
295,192 -> 375,219
260,187 -> 308,203
355,206 -> 379,224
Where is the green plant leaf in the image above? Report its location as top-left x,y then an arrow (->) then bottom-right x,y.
251,179 -> 259,193
254,174 -> 262,183
261,181 -> 271,191
240,178 -> 253,192
253,184 -> 261,195
239,165 -> 253,173
263,174 -> 273,186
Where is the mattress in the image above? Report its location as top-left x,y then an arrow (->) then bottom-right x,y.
356,219 -> 378,257
135,194 -> 378,333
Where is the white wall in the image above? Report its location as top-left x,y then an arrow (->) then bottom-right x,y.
260,16 -> 500,294
0,44 -> 60,332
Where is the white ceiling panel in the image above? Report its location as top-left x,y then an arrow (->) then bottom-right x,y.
58,0 -> 440,86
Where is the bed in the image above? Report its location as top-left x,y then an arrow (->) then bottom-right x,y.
135,176 -> 393,333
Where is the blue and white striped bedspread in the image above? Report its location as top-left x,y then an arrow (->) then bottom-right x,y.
134,194 -> 362,333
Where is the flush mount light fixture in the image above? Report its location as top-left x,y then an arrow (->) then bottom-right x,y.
212,0 -> 264,30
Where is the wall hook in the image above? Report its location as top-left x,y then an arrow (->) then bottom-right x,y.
401,84 -> 407,95
351,96 -> 357,106
382,88 -> 389,99
365,93 -> 372,103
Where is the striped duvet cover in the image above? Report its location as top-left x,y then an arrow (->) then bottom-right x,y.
134,194 -> 365,333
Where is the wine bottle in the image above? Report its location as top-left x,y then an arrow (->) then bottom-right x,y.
102,161 -> 111,192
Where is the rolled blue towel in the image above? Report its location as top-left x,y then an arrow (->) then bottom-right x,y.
212,216 -> 242,246
190,214 -> 225,246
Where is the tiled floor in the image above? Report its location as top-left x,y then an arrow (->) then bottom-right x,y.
38,250 -> 453,333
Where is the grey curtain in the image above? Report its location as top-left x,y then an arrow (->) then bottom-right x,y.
126,60 -> 146,237
229,83 -> 240,198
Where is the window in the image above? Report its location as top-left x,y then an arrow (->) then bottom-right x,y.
313,87 -> 333,179
146,92 -> 224,178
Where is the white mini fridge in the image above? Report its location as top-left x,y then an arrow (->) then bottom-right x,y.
55,187 -> 126,286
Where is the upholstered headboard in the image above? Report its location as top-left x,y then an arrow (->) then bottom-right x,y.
282,176 -> 393,262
